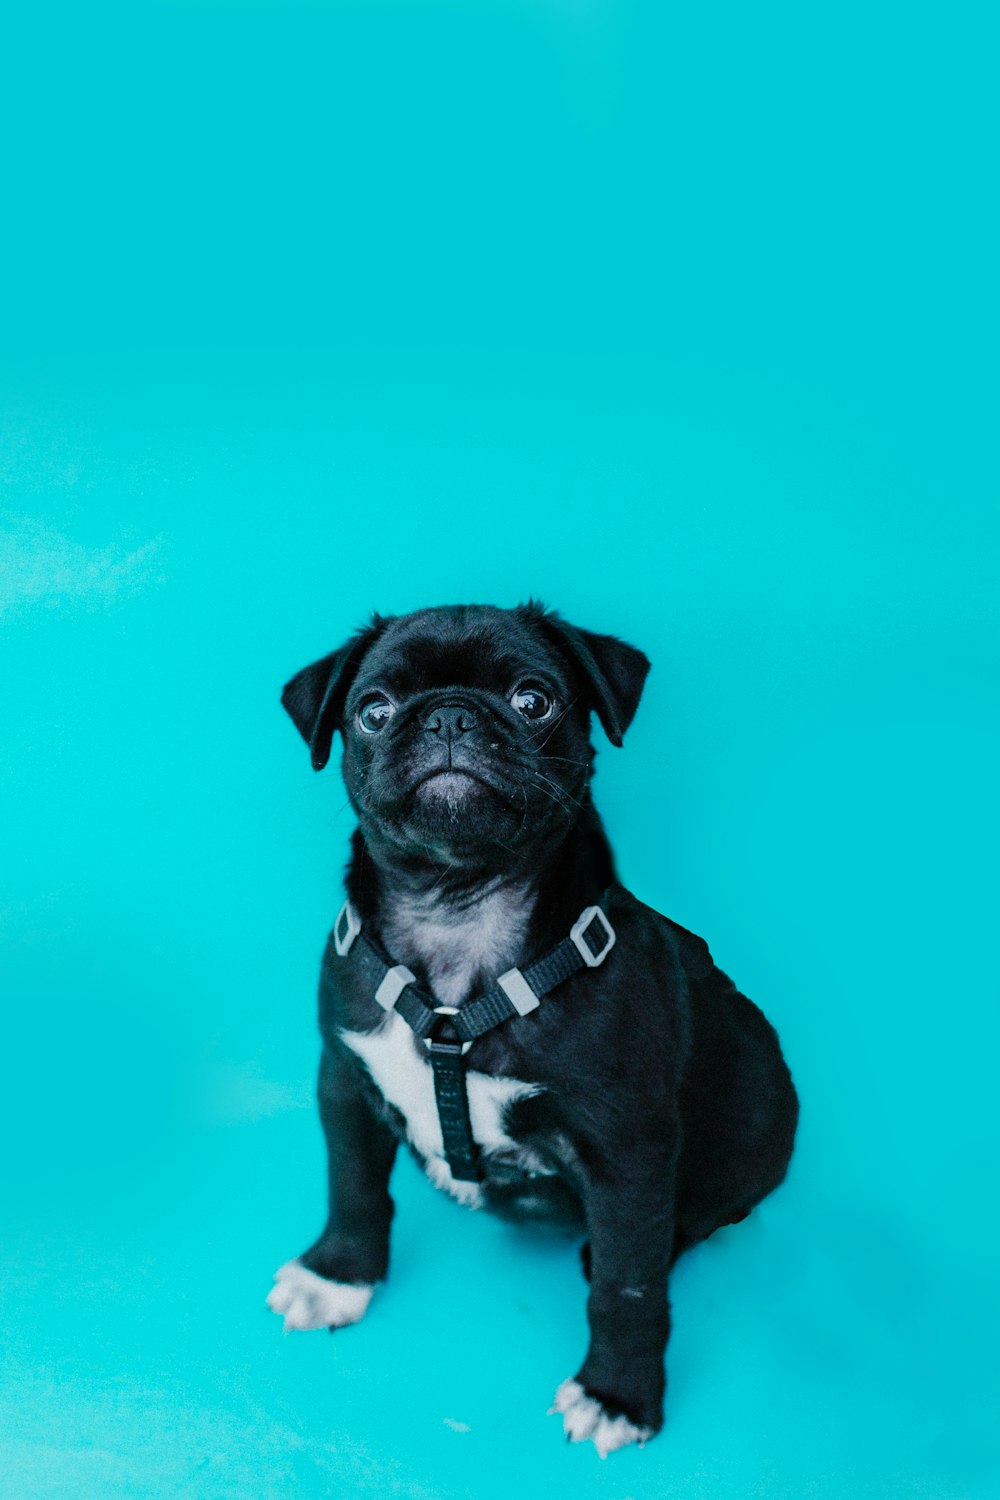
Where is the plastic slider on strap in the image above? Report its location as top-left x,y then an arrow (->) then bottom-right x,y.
333,900 -> 362,957
374,964 -> 416,1011
497,966 -> 541,1016
570,905 -> 616,967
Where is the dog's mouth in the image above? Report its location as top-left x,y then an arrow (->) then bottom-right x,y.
357,738 -> 576,855
413,767 -> 496,798
357,722 -> 548,839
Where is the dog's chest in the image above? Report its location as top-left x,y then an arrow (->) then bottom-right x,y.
340,886 -> 551,1205
379,884 -> 533,1007
341,1015 -> 544,1204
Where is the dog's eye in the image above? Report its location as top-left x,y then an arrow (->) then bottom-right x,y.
357,696 -> 395,733
510,683 -> 554,721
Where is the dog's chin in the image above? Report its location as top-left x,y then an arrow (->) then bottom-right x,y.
367,766 -> 519,851
416,768 -> 486,799
409,769 -> 497,825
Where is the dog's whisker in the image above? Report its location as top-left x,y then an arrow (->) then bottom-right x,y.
531,769 -> 584,812
527,782 -> 576,821
530,695 -> 580,752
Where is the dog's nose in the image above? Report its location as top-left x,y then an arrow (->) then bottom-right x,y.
424,703 -> 478,736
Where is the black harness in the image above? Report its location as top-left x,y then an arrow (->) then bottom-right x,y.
331,894 -> 617,1182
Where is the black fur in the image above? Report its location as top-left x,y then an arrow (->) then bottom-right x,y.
279,602 -> 798,1443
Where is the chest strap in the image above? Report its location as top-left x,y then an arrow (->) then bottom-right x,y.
331,895 -> 616,1182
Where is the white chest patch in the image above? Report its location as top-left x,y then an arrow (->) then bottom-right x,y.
380,883 -> 535,1008
341,1012 -> 545,1208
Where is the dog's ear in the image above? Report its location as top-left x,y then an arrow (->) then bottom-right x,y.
527,605 -> 651,747
281,617 -> 386,771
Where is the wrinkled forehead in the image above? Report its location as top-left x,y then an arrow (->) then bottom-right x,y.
356,608 -> 569,698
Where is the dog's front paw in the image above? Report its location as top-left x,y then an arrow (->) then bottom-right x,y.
266,1259 -> 374,1332
548,1378 -> 654,1457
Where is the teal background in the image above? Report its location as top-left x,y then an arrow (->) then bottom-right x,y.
1,2 -> 997,1497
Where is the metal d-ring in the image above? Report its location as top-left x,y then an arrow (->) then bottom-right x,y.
423,1004 -> 473,1055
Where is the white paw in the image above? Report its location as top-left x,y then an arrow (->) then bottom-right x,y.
266,1259 -> 374,1332
424,1154 -> 485,1208
548,1378 -> 654,1458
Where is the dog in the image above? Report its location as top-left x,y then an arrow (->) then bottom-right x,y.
267,601 -> 798,1456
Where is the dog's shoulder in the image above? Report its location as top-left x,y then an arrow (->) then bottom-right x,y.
608,885 -> 714,975
316,925 -> 378,1042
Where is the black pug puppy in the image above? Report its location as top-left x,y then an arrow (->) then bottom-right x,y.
268,602 -> 798,1456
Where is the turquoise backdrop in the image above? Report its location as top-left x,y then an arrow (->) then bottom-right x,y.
1,2 -> 997,1497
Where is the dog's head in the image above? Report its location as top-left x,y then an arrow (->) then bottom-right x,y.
281,603 -> 650,861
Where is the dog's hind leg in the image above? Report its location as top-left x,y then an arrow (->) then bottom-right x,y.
552,1141 -> 679,1454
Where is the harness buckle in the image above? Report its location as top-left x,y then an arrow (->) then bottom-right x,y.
570,905 -> 616,967
497,966 -> 540,1015
374,963 -> 416,1011
424,1005 -> 473,1056
333,900 -> 362,956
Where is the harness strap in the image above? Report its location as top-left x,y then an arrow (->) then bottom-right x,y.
331,893 -> 616,1183
425,1016 -> 480,1182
